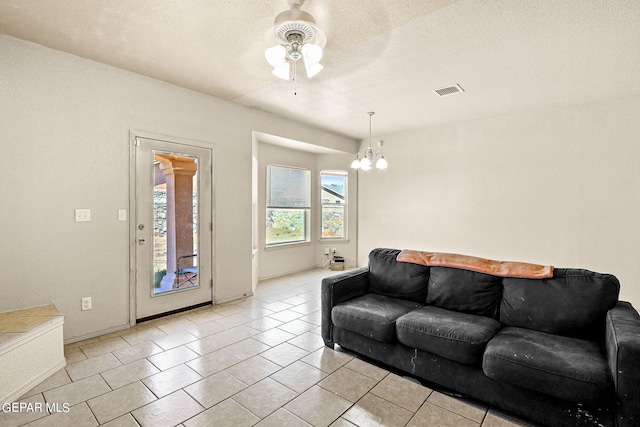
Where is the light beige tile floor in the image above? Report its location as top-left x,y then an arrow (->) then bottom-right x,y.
1,268 -> 537,427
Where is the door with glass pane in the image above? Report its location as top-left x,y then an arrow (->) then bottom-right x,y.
134,135 -> 213,320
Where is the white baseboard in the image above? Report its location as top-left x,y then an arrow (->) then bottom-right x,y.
258,265 -> 318,282
63,323 -> 132,345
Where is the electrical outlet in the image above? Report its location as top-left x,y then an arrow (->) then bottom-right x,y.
332,248 -> 337,254
324,248 -> 330,255
81,297 -> 92,311
75,209 -> 91,222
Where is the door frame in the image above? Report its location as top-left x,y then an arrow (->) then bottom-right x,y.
128,130 -> 215,326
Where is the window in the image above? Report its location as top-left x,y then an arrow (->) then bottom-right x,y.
321,171 -> 347,239
266,165 -> 311,246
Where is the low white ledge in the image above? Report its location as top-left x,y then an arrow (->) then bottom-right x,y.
0,304 -> 66,405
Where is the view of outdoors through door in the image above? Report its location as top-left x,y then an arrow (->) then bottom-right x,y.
134,135 -> 213,320
153,153 -> 199,294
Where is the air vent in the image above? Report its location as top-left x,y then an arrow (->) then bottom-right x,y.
434,84 -> 464,97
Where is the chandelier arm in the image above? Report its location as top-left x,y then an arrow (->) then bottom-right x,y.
368,112 -> 374,148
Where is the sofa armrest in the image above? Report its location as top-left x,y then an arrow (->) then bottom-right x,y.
605,301 -> 640,427
321,268 -> 370,348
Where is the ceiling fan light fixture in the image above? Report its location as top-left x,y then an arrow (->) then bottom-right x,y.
266,0 -> 326,80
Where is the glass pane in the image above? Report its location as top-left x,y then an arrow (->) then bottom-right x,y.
266,208 -> 306,244
267,166 -> 311,207
192,168 -> 198,266
153,183 -> 167,290
321,174 -> 345,204
322,206 -> 345,238
153,152 -> 199,295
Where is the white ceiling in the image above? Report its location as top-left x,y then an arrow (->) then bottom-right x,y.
1,0 -> 639,140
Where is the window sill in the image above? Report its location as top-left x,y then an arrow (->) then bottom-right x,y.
265,241 -> 312,251
318,239 -> 351,244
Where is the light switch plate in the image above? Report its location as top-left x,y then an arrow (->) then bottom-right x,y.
75,209 -> 91,222
118,209 -> 127,221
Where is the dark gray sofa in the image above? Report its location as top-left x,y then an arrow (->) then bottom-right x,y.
321,248 -> 640,427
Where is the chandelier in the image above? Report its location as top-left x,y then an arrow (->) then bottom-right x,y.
265,0 -> 326,80
351,112 -> 388,170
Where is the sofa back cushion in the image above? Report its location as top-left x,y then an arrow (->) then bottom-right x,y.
369,248 -> 430,303
427,267 -> 502,318
501,268 -> 620,339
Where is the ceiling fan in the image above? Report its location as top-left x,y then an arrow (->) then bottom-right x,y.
265,0 -> 327,80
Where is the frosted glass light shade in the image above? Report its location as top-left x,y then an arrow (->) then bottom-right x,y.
360,157 -> 372,170
301,43 -> 323,64
272,64 -> 290,80
375,156 -> 388,169
305,62 -> 323,78
265,45 -> 286,68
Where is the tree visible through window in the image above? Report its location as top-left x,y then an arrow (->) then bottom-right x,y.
266,165 -> 311,245
321,171 -> 347,239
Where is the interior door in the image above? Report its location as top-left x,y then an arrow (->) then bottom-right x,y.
134,135 -> 213,320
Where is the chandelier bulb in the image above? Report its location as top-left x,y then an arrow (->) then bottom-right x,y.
350,157 -> 361,169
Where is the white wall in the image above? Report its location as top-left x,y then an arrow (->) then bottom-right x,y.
255,143 -> 357,280
357,96 -> 640,309
0,36 -> 356,341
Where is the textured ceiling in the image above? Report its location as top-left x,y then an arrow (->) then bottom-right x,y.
1,0 -> 639,140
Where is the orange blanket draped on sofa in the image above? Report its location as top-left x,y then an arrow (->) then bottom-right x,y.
397,249 -> 554,279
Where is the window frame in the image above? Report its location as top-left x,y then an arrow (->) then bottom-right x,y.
320,170 -> 348,241
265,164 -> 311,248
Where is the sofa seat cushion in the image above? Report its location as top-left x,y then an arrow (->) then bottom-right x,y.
483,327 -> 613,406
332,294 -> 423,343
396,306 -> 501,365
